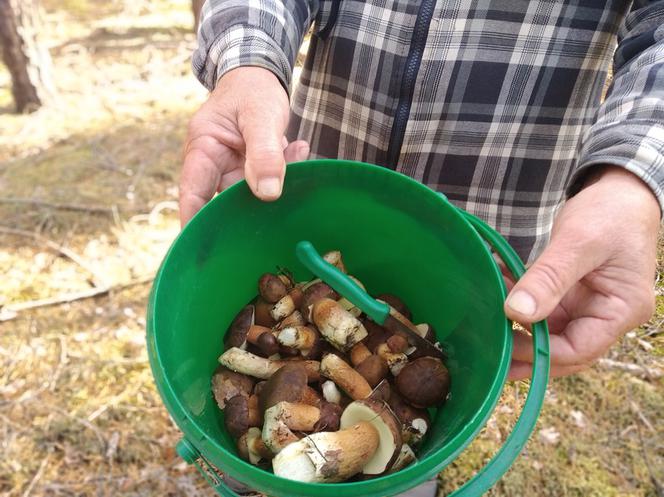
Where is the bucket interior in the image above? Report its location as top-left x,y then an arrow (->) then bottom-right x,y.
147,160 -> 511,497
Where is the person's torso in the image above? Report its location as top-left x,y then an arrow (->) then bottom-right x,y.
288,0 -> 630,261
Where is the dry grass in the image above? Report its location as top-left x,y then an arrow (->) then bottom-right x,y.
0,1 -> 662,496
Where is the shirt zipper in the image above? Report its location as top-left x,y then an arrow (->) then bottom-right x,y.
385,0 -> 436,168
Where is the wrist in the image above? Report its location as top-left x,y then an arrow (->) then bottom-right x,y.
582,165 -> 661,222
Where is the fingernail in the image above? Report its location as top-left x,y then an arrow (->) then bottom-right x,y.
257,177 -> 281,198
506,290 -> 537,316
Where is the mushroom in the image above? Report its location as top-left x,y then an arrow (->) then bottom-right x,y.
387,335 -> 409,354
388,444 -> 417,473
300,282 -> 339,321
245,325 -> 279,357
219,347 -> 320,382
237,427 -> 273,464
262,401 -> 321,453
225,394 -> 261,438
275,310 -> 305,330
272,421 -> 379,482
223,305 -> 255,350
388,391 -> 431,445
320,353 -> 372,400
271,287 -> 304,321
312,298 -> 368,351
395,357 -> 450,408
362,319 -> 392,353
211,365 -> 255,409
355,355 -> 389,387
376,343 -> 409,376
367,379 -> 392,403
254,298 -> 277,327
313,401 -> 342,432
258,362 -> 307,413
339,399 -> 403,474
275,326 -> 319,354
258,273 -> 289,303
321,380 -> 342,404
323,250 -> 346,273
349,342 -> 372,366
375,294 -> 412,320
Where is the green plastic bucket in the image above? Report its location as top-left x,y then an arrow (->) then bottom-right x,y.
146,160 -> 549,497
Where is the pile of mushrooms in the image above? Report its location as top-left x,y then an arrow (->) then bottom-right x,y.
212,251 -> 450,483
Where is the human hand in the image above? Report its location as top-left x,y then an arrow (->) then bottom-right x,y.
179,67 -> 310,226
504,166 -> 659,379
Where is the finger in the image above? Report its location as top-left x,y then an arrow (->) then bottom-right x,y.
241,110 -> 288,201
548,316 -> 621,367
504,230 -> 600,324
508,360 -> 586,381
179,136 -> 237,226
284,140 -> 310,163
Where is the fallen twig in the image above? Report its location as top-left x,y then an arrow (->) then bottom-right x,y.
21,453 -> 50,497
0,226 -> 108,287
0,276 -> 153,321
0,197 -> 113,214
597,358 -> 663,380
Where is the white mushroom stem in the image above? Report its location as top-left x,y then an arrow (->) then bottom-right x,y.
238,427 -> 273,464
276,326 -> 317,351
262,401 -> 321,453
320,354 -> 372,400
322,380 -> 342,404
404,417 -> 429,445
219,348 -> 320,380
271,288 -> 303,321
388,444 -> 417,473
277,310 -> 305,329
376,343 -> 409,376
272,421 -> 379,482
313,298 -> 367,351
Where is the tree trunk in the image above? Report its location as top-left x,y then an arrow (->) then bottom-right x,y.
192,0 -> 204,33
0,0 -> 54,113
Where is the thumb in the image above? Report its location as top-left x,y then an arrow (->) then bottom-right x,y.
505,233 -> 596,323
241,109 -> 288,201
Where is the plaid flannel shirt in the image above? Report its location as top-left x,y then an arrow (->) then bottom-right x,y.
193,0 -> 664,262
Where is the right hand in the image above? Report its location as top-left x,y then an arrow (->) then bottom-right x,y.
179,67 -> 310,226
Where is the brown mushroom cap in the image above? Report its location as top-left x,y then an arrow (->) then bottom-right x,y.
313,401 -> 343,432
300,282 -> 340,320
387,335 -> 409,354
258,362 -> 308,413
395,357 -> 450,408
375,294 -> 412,320
362,319 -> 392,353
254,298 -> 277,327
225,394 -> 260,438
258,273 -> 289,303
211,365 -> 255,409
355,355 -> 389,388
388,390 -> 431,443
224,305 -> 255,349
256,332 -> 280,357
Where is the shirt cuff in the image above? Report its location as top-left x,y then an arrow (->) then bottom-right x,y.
568,124 -> 664,216
192,25 -> 292,95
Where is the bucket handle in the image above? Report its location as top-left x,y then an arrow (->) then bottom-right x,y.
295,208 -> 550,496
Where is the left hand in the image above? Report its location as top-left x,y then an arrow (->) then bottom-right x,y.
504,166 -> 659,380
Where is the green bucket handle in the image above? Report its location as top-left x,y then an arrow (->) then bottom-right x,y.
178,207 -> 550,497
